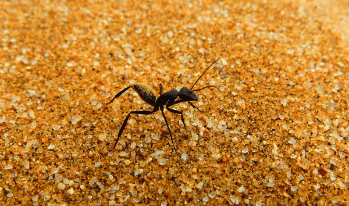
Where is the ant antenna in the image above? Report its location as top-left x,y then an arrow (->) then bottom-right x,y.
190,57 -> 221,90
193,86 -> 219,92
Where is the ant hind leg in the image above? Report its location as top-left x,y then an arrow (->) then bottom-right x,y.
107,86 -> 132,105
113,109 -> 156,149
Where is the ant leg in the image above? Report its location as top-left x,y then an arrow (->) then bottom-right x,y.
188,102 -> 202,112
166,106 -> 187,130
172,99 -> 186,105
107,86 -> 132,105
113,109 -> 157,149
160,106 -> 176,150
159,83 -> 163,95
171,100 -> 201,112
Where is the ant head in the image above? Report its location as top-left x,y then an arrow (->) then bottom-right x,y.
179,87 -> 198,101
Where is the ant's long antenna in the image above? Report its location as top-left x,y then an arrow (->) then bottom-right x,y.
193,86 -> 219,92
190,57 -> 221,90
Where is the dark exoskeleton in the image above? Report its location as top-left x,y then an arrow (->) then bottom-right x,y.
107,58 -> 220,149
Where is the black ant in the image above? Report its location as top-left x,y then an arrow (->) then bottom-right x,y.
108,57 -> 221,150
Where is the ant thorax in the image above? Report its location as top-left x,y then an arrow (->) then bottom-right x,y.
156,90 -> 179,106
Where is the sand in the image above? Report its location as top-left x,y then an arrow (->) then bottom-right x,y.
1,0 -> 349,205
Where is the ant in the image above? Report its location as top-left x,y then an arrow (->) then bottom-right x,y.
107,57 -> 221,150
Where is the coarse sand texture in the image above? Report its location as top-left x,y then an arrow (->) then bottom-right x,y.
1,0 -> 349,205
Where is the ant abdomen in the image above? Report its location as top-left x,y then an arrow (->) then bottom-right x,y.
131,83 -> 156,106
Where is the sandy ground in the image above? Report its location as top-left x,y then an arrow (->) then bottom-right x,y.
1,0 -> 349,205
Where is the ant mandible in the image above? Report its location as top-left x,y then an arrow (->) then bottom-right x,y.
107,57 -> 221,150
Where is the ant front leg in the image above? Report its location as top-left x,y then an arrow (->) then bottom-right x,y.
173,99 -> 201,112
187,102 -> 202,112
113,108 -> 158,149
